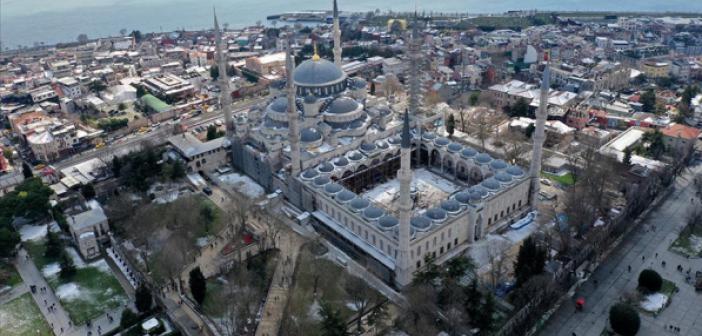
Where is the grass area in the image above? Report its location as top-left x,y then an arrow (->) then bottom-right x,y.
0,293 -> 52,336
24,239 -> 60,270
661,279 -> 678,297
0,261 -> 21,289
46,261 -> 128,325
197,196 -> 225,237
542,172 -> 576,186
670,224 -> 702,258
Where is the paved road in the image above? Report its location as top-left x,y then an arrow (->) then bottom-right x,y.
540,164 -> 702,336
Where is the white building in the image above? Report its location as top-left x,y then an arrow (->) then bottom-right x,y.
57,77 -> 82,99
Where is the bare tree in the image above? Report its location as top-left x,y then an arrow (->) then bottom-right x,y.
472,107 -> 498,150
503,129 -> 527,164
485,239 -> 511,289
344,276 -> 384,333
383,74 -> 402,98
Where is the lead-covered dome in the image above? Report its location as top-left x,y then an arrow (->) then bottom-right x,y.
300,127 -> 323,143
270,96 -> 288,112
293,58 -> 346,86
327,97 -> 358,114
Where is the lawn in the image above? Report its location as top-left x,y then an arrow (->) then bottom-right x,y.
24,239 -> 60,270
46,260 -> 128,325
0,293 -> 52,336
542,172 -> 576,186
0,261 -> 21,290
670,224 -> 702,258
660,279 -> 677,297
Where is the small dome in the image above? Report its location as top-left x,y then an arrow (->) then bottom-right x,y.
469,190 -> 484,202
317,162 -> 334,173
300,128 -> 322,143
336,190 -> 356,203
447,143 -> 462,153
475,153 -> 493,164
495,172 -> 513,183
363,207 -> 384,220
376,140 -> 389,149
454,191 -> 472,204
411,216 -> 432,231
425,208 -> 448,221
360,143 -> 377,152
352,77 -> 368,89
333,157 -> 349,167
441,200 -> 461,213
422,132 -> 437,140
350,118 -> 365,129
327,97 -> 358,114
301,169 -> 319,180
470,185 -> 489,198
461,148 -> 478,158
293,58 -> 345,86
506,165 -> 525,177
349,198 -> 370,211
388,136 -> 402,145
481,178 -> 501,191
324,183 -> 343,195
347,151 -> 363,161
378,216 -> 399,230
434,138 -> 450,146
270,97 -> 288,113
490,159 -> 508,170
313,176 -> 331,187
304,94 -> 318,104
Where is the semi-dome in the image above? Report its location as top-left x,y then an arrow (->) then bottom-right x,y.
317,162 -> 334,173
300,127 -> 322,143
490,159 -> 508,170
447,143 -> 462,153
324,183 -> 343,195
411,216 -> 432,231
441,199 -> 462,213
475,153 -> 493,164
270,97 -> 288,113
336,190 -> 356,203
363,207 -> 384,220
301,169 -> 319,180
495,172 -> 513,183
327,97 -> 358,114
481,177 -> 501,191
378,216 -> 399,230
349,198 -> 370,211
461,148 -> 478,158
425,208 -> 448,221
333,157 -> 349,167
506,165 -> 525,177
293,58 -> 346,86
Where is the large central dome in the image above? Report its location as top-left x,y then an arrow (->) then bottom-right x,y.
293,58 -> 346,87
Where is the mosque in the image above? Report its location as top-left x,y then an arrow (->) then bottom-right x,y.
218,2 -> 533,287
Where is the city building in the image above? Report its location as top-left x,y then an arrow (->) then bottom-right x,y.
143,73 -> 195,100
168,133 -> 231,173
65,200 -> 110,260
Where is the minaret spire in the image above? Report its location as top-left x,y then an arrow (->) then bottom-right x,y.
529,52 -> 550,209
332,0 -> 342,67
286,46 -> 302,175
214,7 -> 234,136
409,12 -> 423,164
395,110 -> 413,287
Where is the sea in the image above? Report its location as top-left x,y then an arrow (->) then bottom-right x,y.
1,0 -> 702,50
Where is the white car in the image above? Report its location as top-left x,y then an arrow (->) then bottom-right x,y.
540,178 -> 552,186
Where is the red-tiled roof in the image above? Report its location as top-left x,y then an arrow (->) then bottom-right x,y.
661,124 -> 701,140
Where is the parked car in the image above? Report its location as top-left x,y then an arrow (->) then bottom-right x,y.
202,187 -> 213,196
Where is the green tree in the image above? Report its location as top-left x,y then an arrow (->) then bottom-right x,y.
206,125 -> 221,141
21,162 -> 33,179
513,236 -> 546,287
112,156 -> 122,177
120,308 -> 139,330
117,102 -> 127,111
474,292 -> 496,333
135,85 -> 146,98
640,89 -> 656,112
3,148 -> 13,164
370,82 -> 376,95
130,30 -> 142,43
609,303 -> 640,336
88,80 -> 107,93
0,227 -> 20,257
623,146 -> 633,166
446,114 -> 456,138
469,92 -> 480,106
463,278 -> 482,319
200,204 -> 215,233
506,97 -> 530,117
210,65 -> 219,80
171,160 -> 186,180
81,183 -> 96,199
445,256 -> 474,279
525,123 -> 536,138
319,301 -> 348,336
189,266 -> 207,305
135,284 -> 153,313
44,231 -> 63,258
59,251 -> 76,279
638,269 -> 662,293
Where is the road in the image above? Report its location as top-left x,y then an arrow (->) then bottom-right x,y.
539,163 -> 702,336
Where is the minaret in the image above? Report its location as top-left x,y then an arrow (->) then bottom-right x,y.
395,110 -> 414,287
286,46 -> 302,175
529,53 -> 550,209
408,12 -> 423,165
214,8 -> 234,136
332,0 -> 342,67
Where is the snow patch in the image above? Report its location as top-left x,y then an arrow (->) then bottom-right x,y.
640,293 -> 668,312
42,262 -> 61,278
88,259 -> 111,273
55,283 -> 82,300
218,173 -> 265,198
19,224 -> 47,242
64,247 -> 86,268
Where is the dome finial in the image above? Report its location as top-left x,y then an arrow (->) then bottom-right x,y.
312,42 -> 320,61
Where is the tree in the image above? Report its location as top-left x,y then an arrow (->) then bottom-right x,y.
130,30 -> 142,43
640,89 -> 656,113
623,146 -> 633,166
210,65 -> 220,80
463,278 -> 482,318
319,301 -> 348,336
206,125 -> 221,140
445,256 -> 474,279
120,309 -> 139,330
81,184 -> 96,199
383,74 -> 401,98
171,160 -> 186,180
344,276 -> 380,333
112,156 -> 122,177
77,34 -> 89,44
118,102 -> 127,111
446,114 -> 456,138
22,162 -> 33,179
366,301 -> 389,332
505,97 -> 530,117
370,82 -> 376,95
474,292 -> 497,333
473,107 -> 497,150
135,284 -> 153,313
609,303 -> 640,336
189,266 -> 207,305
469,92 -> 480,106
135,85 -> 146,98
45,231 -> 63,258
638,269 -> 662,293
59,251 -> 76,279
0,228 -> 20,257
3,148 -> 13,164
513,236 -> 546,287
88,80 -> 107,93
119,28 -> 128,37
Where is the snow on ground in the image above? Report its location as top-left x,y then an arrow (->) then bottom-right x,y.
688,235 -> 702,255
89,259 -> 111,273
42,262 -> 61,278
19,224 -> 47,242
362,168 -> 460,212
218,173 -> 265,198
55,283 -> 82,300
503,221 -> 540,244
640,293 -> 668,312
64,247 -> 87,268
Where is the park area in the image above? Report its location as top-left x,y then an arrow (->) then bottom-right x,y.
0,261 -> 21,293
670,223 -> 702,258
0,293 -> 52,336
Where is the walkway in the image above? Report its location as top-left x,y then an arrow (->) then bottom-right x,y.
540,164 -> 702,336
